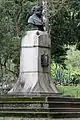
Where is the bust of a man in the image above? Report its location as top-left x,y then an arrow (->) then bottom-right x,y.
28,6 -> 44,31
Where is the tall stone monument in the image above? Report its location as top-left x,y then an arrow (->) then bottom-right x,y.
8,3 -> 59,96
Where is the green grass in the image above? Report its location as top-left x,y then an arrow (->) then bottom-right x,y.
57,85 -> 80,98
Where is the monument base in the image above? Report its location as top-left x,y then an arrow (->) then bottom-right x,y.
8,92 -> 61,96
8,30 -> 59,96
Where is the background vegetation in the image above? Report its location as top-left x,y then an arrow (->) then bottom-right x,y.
0,0 -> 80,97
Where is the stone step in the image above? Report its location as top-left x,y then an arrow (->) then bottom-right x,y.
49,102 -> 80,108
0,101 -> 80,103
0,96 -> 80,118
0,96 -> 46,102
0,101 -> 80,108
0,111 -> 80,118
1,96 -> 80,102
47,97 -> 80,102
49,108 -> 80,112
0,107 -> 80,112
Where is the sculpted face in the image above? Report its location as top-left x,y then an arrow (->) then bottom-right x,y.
34,6 -> 43,17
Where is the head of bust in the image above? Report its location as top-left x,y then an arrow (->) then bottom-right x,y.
32,6 -> 43,18
28,5 -> 44,31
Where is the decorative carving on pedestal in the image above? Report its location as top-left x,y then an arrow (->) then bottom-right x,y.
41,53 -> 49,67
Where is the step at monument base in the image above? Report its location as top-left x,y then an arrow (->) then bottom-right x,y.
0,96 -> 80,118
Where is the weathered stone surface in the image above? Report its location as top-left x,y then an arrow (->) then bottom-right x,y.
8,30 -> 58,95
0,118 -> 80,119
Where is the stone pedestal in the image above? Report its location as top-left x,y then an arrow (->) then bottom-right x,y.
8,30 -> 58,95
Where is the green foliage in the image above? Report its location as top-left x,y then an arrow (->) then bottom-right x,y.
72,74 -> 80,85
51,62 -> 72,84
51,45 -> 68,67
51,46 -> 80,84
66,46 -> 80,76
48,0 -> 80,66
49,0 -> 80,85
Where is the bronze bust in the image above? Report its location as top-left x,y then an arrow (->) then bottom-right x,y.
28,6 -> 44,31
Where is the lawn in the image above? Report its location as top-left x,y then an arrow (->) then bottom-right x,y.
57,85 -> 80,98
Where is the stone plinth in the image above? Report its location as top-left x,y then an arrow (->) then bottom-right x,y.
8,30 -> 58,95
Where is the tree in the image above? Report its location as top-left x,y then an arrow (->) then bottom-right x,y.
48,0 -> 80,66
